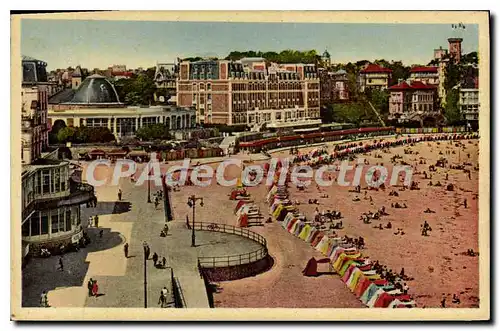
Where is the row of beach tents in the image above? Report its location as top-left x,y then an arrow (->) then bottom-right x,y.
267,184 -> 416,308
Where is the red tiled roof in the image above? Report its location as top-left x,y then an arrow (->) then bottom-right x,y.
112,71 -> 133,77
410,81 -> 437,90
360,64 -> 393,73
410,66 -> 438,73
388,81 -> 411,90
389,81 -> 437,90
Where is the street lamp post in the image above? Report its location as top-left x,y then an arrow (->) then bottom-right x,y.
142,242 -> 148,308
187,195 -> 204,247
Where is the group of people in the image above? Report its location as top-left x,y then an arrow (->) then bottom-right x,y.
154,190 -> 163,209
152,252 -> 167,268
342,235 -> 365,249
312,208 -> 343,231
373,262 -> 411,294
87,278 -> 100,297
124,241 -> 168,269
88,215 -> 99,228
158,286 -> 170,308
86,196 -> 98,208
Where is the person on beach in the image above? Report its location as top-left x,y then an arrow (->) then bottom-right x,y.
94,215 -> 99,228
124,243 -> 129,258
153,252 -> 159,266
118,189 -> 122,201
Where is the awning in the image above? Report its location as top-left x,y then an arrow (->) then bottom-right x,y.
128,150 -> 148,157
88,149 -> 106,156
293,127 -> 320,133
107,149 -> 128,156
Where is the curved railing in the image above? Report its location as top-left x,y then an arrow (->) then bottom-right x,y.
192,221 -> 268,268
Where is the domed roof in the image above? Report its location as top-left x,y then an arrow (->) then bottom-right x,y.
322,50 -> 331,58
67,74 -> 121,104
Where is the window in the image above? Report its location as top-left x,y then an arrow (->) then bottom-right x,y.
65,210 -> 72,232
51,213 -> 59,233
30,214 -> 40,236
41,214 -> 49,235
22,221 -> 29,237
52,168 -> 60,193
42,169 -> 50,194
86,118 -> 109,128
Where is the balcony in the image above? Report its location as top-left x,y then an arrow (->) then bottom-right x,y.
22,180 -> 95,221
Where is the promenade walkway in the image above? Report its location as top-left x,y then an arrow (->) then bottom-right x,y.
23,163 -> 210,308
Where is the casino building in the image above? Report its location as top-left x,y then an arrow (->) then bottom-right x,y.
48,74 -> 196,140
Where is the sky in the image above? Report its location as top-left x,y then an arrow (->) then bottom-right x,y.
20,19 -> 479,71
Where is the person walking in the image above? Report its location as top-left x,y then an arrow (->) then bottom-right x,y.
57,257 -> 64,272
144,242 -> 150,260
152,252 -> 159,266
88,216 -> 93,227
158,291 -> 166,308
87,278 -> 94,297
162,256 -> 166,268
92,280 -> 99,297
94,215 -> 99,228
118,189 -> 122,201
124,243 -> 129,258
40,291 -> 49,307
161,287 -> 169,307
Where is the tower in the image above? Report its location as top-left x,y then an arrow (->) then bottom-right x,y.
71,65 -> 82,89
322,50 -> 331,68
448,38 -> 463,64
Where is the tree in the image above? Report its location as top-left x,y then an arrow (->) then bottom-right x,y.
135,123 -> 171,141
49,120 -> 67,144
80,127 -> 115,143
369,89 -> 390,115
224,49 -> 320,64
444,89 -> 461,124
320,104 -> 334,123
57,127 -> 78,143
56,126 -> 115,144
114,73 -> 156,106
388,61 -> 410,86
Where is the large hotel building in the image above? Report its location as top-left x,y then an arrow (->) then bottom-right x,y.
176,58 -> 320,127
